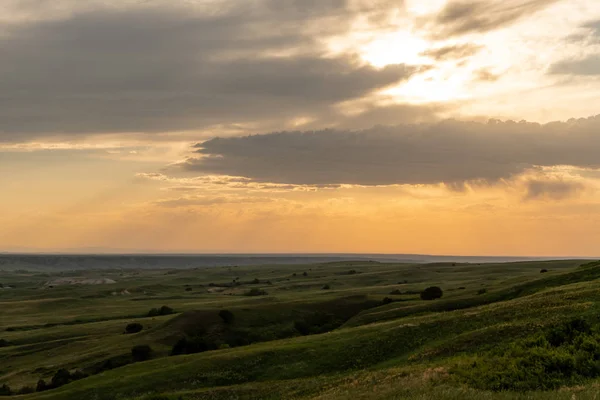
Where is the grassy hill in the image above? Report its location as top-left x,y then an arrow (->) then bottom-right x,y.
2,258 -> 600,399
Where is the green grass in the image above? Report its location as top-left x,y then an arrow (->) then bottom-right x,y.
2,258 -> 600,399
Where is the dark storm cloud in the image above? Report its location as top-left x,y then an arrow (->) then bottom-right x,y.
0,1 -> 413,141
421,43 -> 483,61
524,180 -> 584,200
175,116 -> 600,186
426,0 -> 560,38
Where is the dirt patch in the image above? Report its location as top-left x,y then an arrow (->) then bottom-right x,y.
45,278 -> 117,286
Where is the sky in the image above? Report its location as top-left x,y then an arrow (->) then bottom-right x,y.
1,0 -> 600,256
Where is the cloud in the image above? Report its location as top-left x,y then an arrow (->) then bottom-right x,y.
524,179 -> 585,200
421,43 -> 483,61
549,19 -> 600,75
0,1 -> 414,141
426,0 -> 560,38
549,55 -> 600,76
153,195 -> 275,208
173,116 -> 600,186
474,68 -> 500,82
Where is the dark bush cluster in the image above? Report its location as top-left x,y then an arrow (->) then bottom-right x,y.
125,322 -> 143,334
34,368 -> 88,394
147,305 -> 175,317
0,339 -> 8,348
0,385 -> 11,396
454,318 -> 600,391
477,288 -> 487,295
420,286 -> 443,300
294,312 -> 341,336
541,269 -> 549,273
131,345 -> 152,362
244,288 -> 267,296
219,309 -> 234,324
171,337 -> 217,356
380,297 -> 394,306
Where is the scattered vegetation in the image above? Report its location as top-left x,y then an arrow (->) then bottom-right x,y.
244,288 -> 267,296
455,318 -> 600,391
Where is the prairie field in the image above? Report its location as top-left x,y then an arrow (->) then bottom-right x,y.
2,256 -> 600,399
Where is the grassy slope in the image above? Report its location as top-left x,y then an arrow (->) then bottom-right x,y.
2,259 -> 599,399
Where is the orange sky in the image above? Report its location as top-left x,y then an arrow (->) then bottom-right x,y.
1,0 -> 600,255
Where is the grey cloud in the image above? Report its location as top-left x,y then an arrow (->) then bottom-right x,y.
549,56 -> 600,76
427,0 -> 560,38
549,20 -> 600,75
175,116 -> 600,186
421,44 -> 483,61
524,180 -> 584,200
0,1 -> 413,141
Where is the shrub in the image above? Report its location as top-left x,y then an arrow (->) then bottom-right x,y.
420,286 -> 443,300
170,337 -> 216,356
17,386 -> 35,395
251,278 -> 260,284
541,269 -> 549,273
382,297 -> 395,305
70,370 -> 88,381
389,289 -> 402,295
0,339 -> 7,348
219,309 -> 234,324
51,368 -> 71,388
477,288 -> 487,295
159,305 -> 174,315
125,322 -> 143,334
131,345 -> 152,362
0,384 -> 11,396
244,288 -> 267,296
294,320 -> 311,336
36,380 -> 47,392
185,287 -> 192,292
303,272 -> 308,277
322,284 -> 331,290
147,308 -> 160,317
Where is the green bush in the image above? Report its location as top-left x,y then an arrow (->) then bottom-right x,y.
36,380 -> 47,392
148,306 -> 175,317
51,368 -> 71,388
170,337 -> 216,356
131,345 -> 152,362
0,384 -> 11,396
244,288 -> 267,296
219,309 -> 234,324
420,286 -> 443,300
125,322 -> 143,334
17,386 -> 34,395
